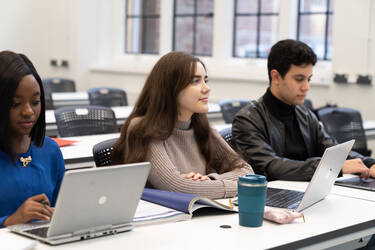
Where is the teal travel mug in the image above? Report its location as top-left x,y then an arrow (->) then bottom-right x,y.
238,174 -> 267,227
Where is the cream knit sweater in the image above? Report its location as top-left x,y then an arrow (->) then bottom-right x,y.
142,120 -> 253,199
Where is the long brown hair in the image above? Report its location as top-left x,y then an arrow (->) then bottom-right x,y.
112,51 -> 244,174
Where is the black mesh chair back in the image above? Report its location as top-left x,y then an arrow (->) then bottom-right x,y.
88,88 -> 128,107
54,105 -> 118,137
42,78 -> 76,93
92,138 -> 118,167
317,107 -> 372,156
219,126 -> 233,148
44,92 -> 54,110
219,99 -> 249,124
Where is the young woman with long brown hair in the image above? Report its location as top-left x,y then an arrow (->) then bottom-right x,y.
112,51 -> 253,199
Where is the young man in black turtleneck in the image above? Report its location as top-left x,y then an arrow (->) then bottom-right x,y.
232,39 -> 375,181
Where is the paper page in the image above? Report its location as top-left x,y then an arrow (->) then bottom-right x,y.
190,198 -> 238,213
133,200 -> 190,226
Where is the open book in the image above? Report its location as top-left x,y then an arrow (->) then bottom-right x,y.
133,188 -> 236,226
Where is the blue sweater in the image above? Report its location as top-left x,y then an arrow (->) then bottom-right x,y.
0,137 -> 65,227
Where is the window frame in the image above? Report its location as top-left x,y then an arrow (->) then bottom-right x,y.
93,0 -> 333,86
172,0 -> 215,56
296,0 -> 333,61
125,0 -> 161,55
232,0 -> 279,58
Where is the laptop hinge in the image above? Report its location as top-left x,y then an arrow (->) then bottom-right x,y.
73,224 -> 112,236
48,233 -> 73,240
112,222 -> 132,229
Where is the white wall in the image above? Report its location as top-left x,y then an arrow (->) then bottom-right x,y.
1,0 -> 375,121
0,0 -> 49,76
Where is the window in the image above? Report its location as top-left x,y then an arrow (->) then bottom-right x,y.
173,0 -> 214,56
125,0 -> 160,54
233,0 -> 279,58
297,0 -> 333,60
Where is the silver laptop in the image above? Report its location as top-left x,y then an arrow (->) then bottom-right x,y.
266,140 -> 354,212
335,176 -> 375,191
9,162 -> 150,245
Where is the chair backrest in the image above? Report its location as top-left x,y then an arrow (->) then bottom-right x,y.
54,105 -> 118,137
43,78 -> 76,93
219,99 -> 249,124
44,92 -> 54,110
92,138 -> 118,167
317,107 -> 372,156
219,126 -> 233,148
88,87 -> 128,107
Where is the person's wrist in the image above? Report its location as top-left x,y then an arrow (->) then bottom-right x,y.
341,165 -> 349,174
2,216 -> 12,227
370,165 -> 375,177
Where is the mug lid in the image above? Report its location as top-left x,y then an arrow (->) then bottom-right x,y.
239,174 -> 267,184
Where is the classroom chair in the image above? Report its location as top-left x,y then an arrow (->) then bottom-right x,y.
42,77 -> 76,93
54,105 -> 118,137
219,99 -> 249,124
317,106 -> 372,156
219,126 -> 233,148
88,87 -> 128,107
92,138 -> 118,167
44,92 -> 54,110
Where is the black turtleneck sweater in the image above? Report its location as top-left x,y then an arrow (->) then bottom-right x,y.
263,88 -> 308,161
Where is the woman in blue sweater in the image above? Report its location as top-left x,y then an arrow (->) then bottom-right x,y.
0,51 -> 65,228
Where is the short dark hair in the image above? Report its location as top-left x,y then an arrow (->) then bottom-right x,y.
267,39 -> 317,83
0,51 -> 46,160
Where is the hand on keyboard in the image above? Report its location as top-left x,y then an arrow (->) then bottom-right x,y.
3,193 -> 53,227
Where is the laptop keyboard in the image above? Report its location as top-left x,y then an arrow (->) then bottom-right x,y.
24,226 -> 49,238
266,188 -> 304,209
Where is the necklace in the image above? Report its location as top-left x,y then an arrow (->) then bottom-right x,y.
19,156 -> 32,167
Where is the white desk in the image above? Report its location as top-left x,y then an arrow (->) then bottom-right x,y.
51,92 -> 89,107
48,91 -> 222,137
59,121 -> 375,170
49,92 -> 375,139
1,183 -> 375,249
61,124 -> 231,170
51,92 -> 219,114
364,120 -> 375,139
45,106 -> 133,136
46,104 -> 220,125
61,133 -> 119,170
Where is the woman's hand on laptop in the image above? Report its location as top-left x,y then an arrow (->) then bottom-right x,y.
342,159 -> 370,179
3,194 -> 53,227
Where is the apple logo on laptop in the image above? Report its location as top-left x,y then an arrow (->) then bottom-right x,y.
325,168 -> 333,179
98,196 -> 107,205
